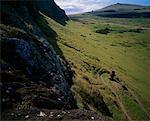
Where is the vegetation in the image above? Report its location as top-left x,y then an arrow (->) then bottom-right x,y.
89,3 -> 150,18
95,27 -> 110,34
1,1 -> 150,120
39,10 -> 150,120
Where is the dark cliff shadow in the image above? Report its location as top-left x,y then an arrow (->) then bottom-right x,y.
1,0 -> 74,89
1,1 -> 77,110
34,0 -> 69,26
34,13 -> 75,88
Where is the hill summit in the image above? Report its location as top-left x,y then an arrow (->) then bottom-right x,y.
89,3 -> 150,18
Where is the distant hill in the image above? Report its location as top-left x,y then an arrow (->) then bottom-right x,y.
88,3 -> 150,18
98,3 -> 145,11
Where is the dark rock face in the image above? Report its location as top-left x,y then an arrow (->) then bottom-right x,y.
34,0 -> 69,25
1,25 -> 75,110
1,34 -> 68,92
1,0 -> 75,113
2,108 -> 112,121
1,0 -> 68,28
1,0 -> 71,87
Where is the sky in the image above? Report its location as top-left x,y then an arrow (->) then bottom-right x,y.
55,0 -> 150,14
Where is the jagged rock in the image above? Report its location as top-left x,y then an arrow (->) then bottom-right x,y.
91,116 -> 95,120
1,0 -> 68,34
37,111 -> 47,117
25,115 -> 29,119
2,109 -> 112,121
34,0 -> 69,25
1,25 -> 75,111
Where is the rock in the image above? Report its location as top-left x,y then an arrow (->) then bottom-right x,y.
33,95 -> 37,98
2,109 -> 112,121
0,1 -> 76,121
0,82 -> 3,86
57,98 -> 61,101
10,113 -> 15,116
2,36 -> 69,95
49,112 -> 54,117
91,116 -> 95,120
2,98 -> 6,102
35,0 -> 69,25
25,115 -> 29,119
62,111 -> 66,114
18,113 -> 21,116
1,0 -> 77,113
37,111 -> 47,117
6,90 -> 10,94
8,87 -> 13,90
1,25 -> 76,110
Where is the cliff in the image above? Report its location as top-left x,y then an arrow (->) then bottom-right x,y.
0,0 -> 112,120
1,0 -> 75,113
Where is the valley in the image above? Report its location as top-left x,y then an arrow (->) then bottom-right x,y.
1,1 -> 150,121
40,9 -> 150,120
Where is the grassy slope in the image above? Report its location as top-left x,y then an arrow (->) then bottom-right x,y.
39,12 -> 150,120
89,3 -> 150,18
95,3 -> 149,12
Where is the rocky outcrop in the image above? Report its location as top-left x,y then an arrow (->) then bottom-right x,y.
1,1 -> 112,121
1,0 -> 75,113
1,0 -> 68,28
1,24 -> 76,110
1,25 -> 68,92
34,0 -> 69,25
2,108 -> 112,121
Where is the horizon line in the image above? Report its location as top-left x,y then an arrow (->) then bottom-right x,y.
64,2 -> 150,15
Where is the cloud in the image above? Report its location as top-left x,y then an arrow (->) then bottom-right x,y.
55,0 -> 112,14
54,0 -> 150,15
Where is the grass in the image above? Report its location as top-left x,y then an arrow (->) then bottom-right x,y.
122,93 -> 148,120
39,12 -> 150,120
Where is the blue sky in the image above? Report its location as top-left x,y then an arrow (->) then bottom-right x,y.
55,0 -> 150,14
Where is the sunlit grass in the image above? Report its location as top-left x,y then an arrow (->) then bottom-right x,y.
40,12 -> 150,120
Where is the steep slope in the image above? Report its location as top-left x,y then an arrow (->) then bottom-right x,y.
34,0 -> 69,25
1,0 -> 76,111
1,0 -> 68,27
2,1 -> 149,121
0,0 -> 112,121
46,6 -> 150,120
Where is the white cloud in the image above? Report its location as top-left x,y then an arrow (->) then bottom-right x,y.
54,0 -> 150,14
55,0 -> 112,14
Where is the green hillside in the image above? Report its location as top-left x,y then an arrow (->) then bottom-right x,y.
97,3 -> 146,11
38,8 -> 150,120
1,1 -> 150,120
84,3 -> 150,18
